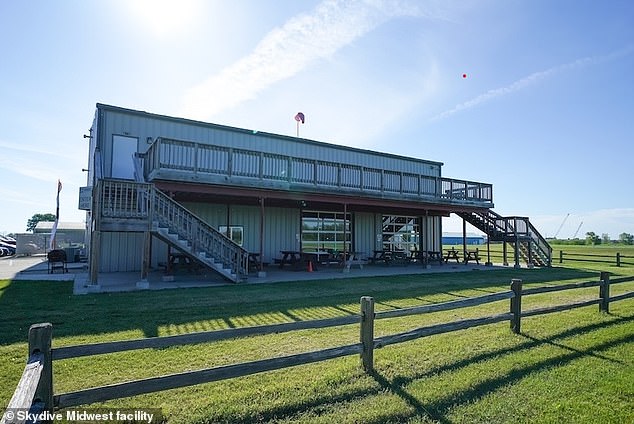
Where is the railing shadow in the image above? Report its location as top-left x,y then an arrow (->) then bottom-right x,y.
0,267 -> 599,346
195,312 -> 634,424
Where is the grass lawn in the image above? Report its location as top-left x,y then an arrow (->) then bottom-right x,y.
1,248 -> 633,423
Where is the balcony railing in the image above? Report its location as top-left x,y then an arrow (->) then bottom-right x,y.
145,137 -> 493,205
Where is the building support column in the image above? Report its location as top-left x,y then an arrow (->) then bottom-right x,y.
258,197 -> 266,277
137,231 -> 151,289
462,217 -> 467,264
485,234 -> 492,266
514,235 -> 521,269
88,229 -> 101,288
87,181 -> 101,292
343,203 -> 349,273
225,203 -> 231,238
527,241 -> 534,269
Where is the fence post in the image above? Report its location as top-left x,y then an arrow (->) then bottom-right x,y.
510,279 -> 522,334
616,253 -> 621,267
360,296 -> 375,373
599,272 -> 610,313
28,323 -> 53,413
559,250 -> 563,264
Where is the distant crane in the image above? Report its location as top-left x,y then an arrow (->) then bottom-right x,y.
573,221 -> 584,239
554,213 -> 570,239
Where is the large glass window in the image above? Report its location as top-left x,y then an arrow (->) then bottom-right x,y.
382,215 -> 419,252
301,211 -> 351,253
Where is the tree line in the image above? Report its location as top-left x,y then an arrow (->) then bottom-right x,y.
550,231 -> 634,246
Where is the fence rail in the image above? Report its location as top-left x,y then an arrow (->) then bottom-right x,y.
3,273 -> 633,423
557,250 -> 633,267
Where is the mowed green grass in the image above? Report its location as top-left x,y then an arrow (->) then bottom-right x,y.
1,248 -> 633,423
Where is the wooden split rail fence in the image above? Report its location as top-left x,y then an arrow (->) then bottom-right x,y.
3,272 -> 634,424
557,250 -> 633,267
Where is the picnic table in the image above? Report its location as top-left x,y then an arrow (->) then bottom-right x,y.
248,252 -> 262,272
302,251 -> 333,271
464,250 -> 481,265
279,250 -> 302,268
168,252 -> 199,273
444,248 -> 461,264
342,251 -> 367,269
371,250 -> 389,264
372,250 -> 409,266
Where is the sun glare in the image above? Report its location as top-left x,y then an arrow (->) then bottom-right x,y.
126,0 -> 203,38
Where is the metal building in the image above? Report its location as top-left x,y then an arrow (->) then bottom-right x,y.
82,104 -> 550,285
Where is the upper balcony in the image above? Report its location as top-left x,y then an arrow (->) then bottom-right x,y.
144,137 -> 493,208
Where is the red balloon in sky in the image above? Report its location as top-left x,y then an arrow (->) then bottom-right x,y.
462,73 -> 467,78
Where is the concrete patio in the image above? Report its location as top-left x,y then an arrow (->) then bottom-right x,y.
1,254 -> 505,295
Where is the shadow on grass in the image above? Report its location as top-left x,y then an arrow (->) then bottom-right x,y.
0,267 -> 598,345
195,313 -> 634,424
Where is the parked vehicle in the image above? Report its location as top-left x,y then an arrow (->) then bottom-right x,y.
0,235 -> 16,244
0,239 -> 16,256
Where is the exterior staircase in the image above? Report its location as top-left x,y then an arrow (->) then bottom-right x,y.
457,210 -> 552,267
99,180 -> 249,282
149,187 -> 249,282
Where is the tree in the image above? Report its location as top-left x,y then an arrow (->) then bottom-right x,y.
619,232 -> 634,245
585,231 -> 601,245
26,213 -> 56,232
601,233 -> 610,244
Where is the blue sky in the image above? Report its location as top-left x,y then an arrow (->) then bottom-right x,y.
1,0 -> 633,239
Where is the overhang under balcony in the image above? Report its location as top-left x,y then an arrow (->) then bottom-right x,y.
151,179 -> 492,217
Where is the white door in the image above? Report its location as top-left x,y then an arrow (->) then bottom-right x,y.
111,135 -> 138,179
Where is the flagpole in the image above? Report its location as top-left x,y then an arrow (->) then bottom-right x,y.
50,180 -> 62,251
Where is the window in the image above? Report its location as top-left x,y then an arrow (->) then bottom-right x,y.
382,215 -> 419,252
301,211 -> 351,252
219,226 -> 244,246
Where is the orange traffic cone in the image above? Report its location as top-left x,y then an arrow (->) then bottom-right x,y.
307,261 -> 313,272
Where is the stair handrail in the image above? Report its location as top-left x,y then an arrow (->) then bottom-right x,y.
97,179 -> 249,279
459,210 -> 552,266
498,216 -> 551,265
149,187 -> 249,279
526,220 -> 552,265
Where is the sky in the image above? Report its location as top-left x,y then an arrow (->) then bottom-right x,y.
1,0 -> 633,239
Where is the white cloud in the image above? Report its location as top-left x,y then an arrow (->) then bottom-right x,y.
0,186 -> 45,208
180,0 -> 425,121
0,139 -> 77,160
431,45 -> 634,121
0,148 -> 84,187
